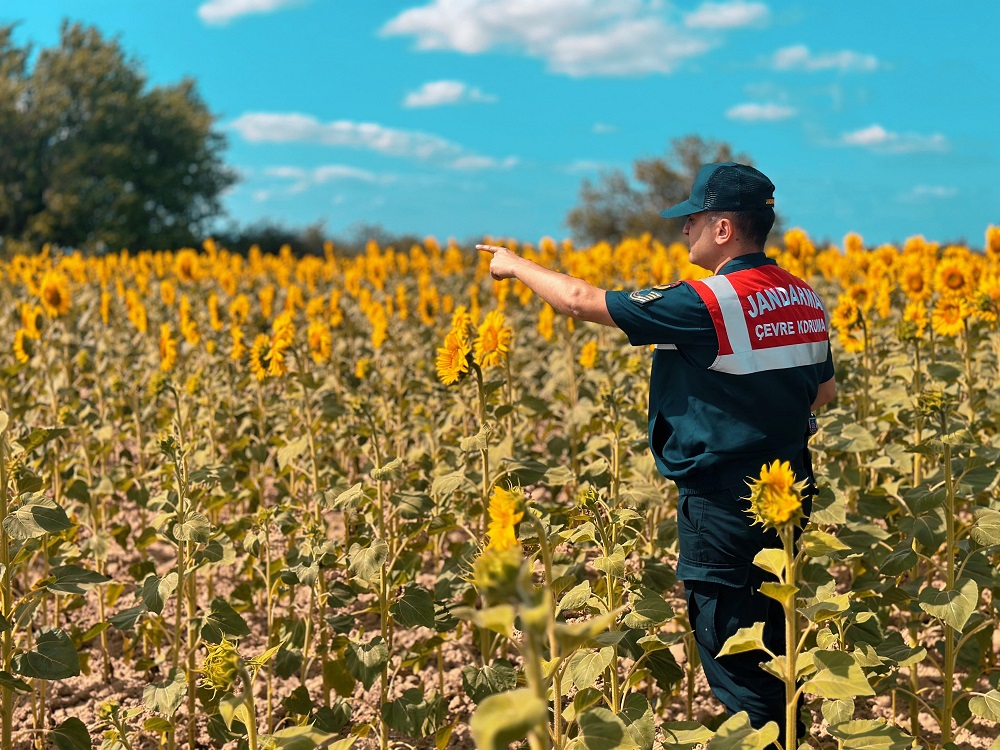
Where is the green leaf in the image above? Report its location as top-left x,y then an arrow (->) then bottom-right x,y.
660,721 -> 714,750
328,482 -> 364,510
469,687 -> 547,750
460,423 -> 493,452
108,604 -> 146,631
971,508 -> 1000,545
802,650 -> 875,700
381,687 -> 445,739
12,628 -> 80,680
751,548 -> 785,578
827,719 -> 915,750
143,667 -> 187,716
345,636 -> 388,690
461,660 -> 517,704
622,591 -> 673,629
758,582 -> 797,607
565,647 -> 615,693
348,539 -> 388,584
822,698 -> 855,727
800,594 -> 851,624
371,456 -> 403,481
717,623 -> 769,658
878,542 -> 918,577
141,572 -> 178,614
390,584 -> 435,629
840,424 -> 878,452
557,581 -> 593,615
48,716 -> 92,750
620,693 -> 655,750
173,511 -> 212,542
799,530 -> 850,557
918,577 -> 979,631
574,707 -> 639,750
0,411 -> 8,435
3,495 -> 73,540
592,545 -> 626,579
0,670 -> 31,692
19,426 -> 69,454
46,565 -> 112,595
201,598 -> 251,643
969,690 -> 1000,721
276,435 -> 309,469
706,712 -> 779,750
431,471 -> 472,499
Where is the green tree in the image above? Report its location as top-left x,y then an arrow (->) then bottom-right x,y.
566,135 -> 783,247
0,21 -> 236,252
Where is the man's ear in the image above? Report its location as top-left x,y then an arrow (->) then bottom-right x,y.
715,217 -> 734,244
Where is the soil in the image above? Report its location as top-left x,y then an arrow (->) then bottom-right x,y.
9,513 -> 999,750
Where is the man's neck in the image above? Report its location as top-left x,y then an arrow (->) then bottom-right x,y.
712,246 -> 763,274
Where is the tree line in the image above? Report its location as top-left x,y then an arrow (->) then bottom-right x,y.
0,21 -> 769,255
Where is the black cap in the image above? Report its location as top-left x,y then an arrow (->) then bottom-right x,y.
660,162 -> 775,218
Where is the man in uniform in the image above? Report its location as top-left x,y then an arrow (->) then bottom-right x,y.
478,162 -> 836,736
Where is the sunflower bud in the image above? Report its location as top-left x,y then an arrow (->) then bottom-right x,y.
200,637 -> 241,695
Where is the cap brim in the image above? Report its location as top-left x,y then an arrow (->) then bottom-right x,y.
659,199 -> 702,219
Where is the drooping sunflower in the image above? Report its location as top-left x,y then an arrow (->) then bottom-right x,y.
745,460 -> 807,530
267,311 -> 296,377
248,334 -> 271,381
20,303 -> 43,339
38,270 -> 72,318
435,330 -> 472,385
485,485 -> 525,551
159,323 -> 178,372
230,325 -> 246,361
13,328 -> 32,364
474,309 -> 512,368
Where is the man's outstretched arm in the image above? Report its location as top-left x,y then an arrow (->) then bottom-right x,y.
477,244 -> 617,327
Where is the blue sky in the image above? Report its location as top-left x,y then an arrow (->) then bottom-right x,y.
5,1 -> 998,248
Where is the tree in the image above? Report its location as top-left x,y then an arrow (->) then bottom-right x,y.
566,135 -> 782,247
0,22 -> 236,251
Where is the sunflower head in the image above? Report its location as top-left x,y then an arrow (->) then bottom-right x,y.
38,271 -> 72,317
745,460 -> 808,531
199,637 -> 241,696
485,485 -> 525,552
435,329 -> 472,385
474,309 -> 512,368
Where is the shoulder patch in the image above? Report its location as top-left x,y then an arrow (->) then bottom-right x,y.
629,289 -> 663,306
653,281 -> 683,291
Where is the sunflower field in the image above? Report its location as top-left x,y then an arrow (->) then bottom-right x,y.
2,227 -> 1000,750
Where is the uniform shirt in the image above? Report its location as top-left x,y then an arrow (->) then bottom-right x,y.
605,253 -> 834,489
606,253 -> 833,585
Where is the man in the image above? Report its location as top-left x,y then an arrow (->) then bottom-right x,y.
478,162 -> 836,736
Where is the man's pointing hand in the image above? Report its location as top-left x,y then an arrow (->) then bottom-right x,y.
477,244 -> 518,281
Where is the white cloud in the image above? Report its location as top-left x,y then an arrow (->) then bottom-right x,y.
772,44 -> 879,72
685,1 -> 769,29
901,185 -> 958,202
726,102 -> 796,121
403,80 -> 497,108
254,164 -> 384,201
380,0 -> 719,77
565,160 -> 610,173
198,0 -> 305,26
229,112 -> 515,169
839,124 -> 949,154
592,122 -> 617,134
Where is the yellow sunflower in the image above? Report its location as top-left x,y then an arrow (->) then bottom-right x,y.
485,485 -> 525,552
931,297 -> 969,338
159,324 -> 178,372
934,259 -> 971,298
474,309 -> 512,368
249,334 -> 271,381
435,330 -> 472,385
230,325 -> 246,361
38,271 -> 72,317
745,460 -> 807,530
578,340 -> 598,369
308,320 -> 332,364
13,328 -> 32,364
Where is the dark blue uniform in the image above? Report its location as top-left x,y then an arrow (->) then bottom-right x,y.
606,253 -> 834,735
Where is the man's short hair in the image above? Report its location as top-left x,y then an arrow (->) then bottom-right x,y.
708,208 -> 775,250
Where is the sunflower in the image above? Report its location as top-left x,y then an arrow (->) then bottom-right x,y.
474,309 -> 512,368
126,291 -> 148,334
160,280 -> 176,307
987,225 -> 1000,261
537,304 -> 555,342
578,340 -> 598,369
13,328 -> 32,364
20,303 -> 43,339
249,334 -> 271,381
159,324 -> 178,372
485,485 -> 525,552
900,266 -> 930,301
267,312 -> 295,377
228,295 -> 251,326
931,297 -> 968,338
308,320 -> 332,364
208,294 -> 224,332
230,325 -> 246,361
174,249 -> 200,284
745,460 -> 807,530
934,259 -> 971,298
38,271 -> 71,317
902,301 -> 928,339
435,330 -> 472,385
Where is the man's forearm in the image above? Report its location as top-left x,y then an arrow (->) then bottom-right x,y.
504,255 -> 616,326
